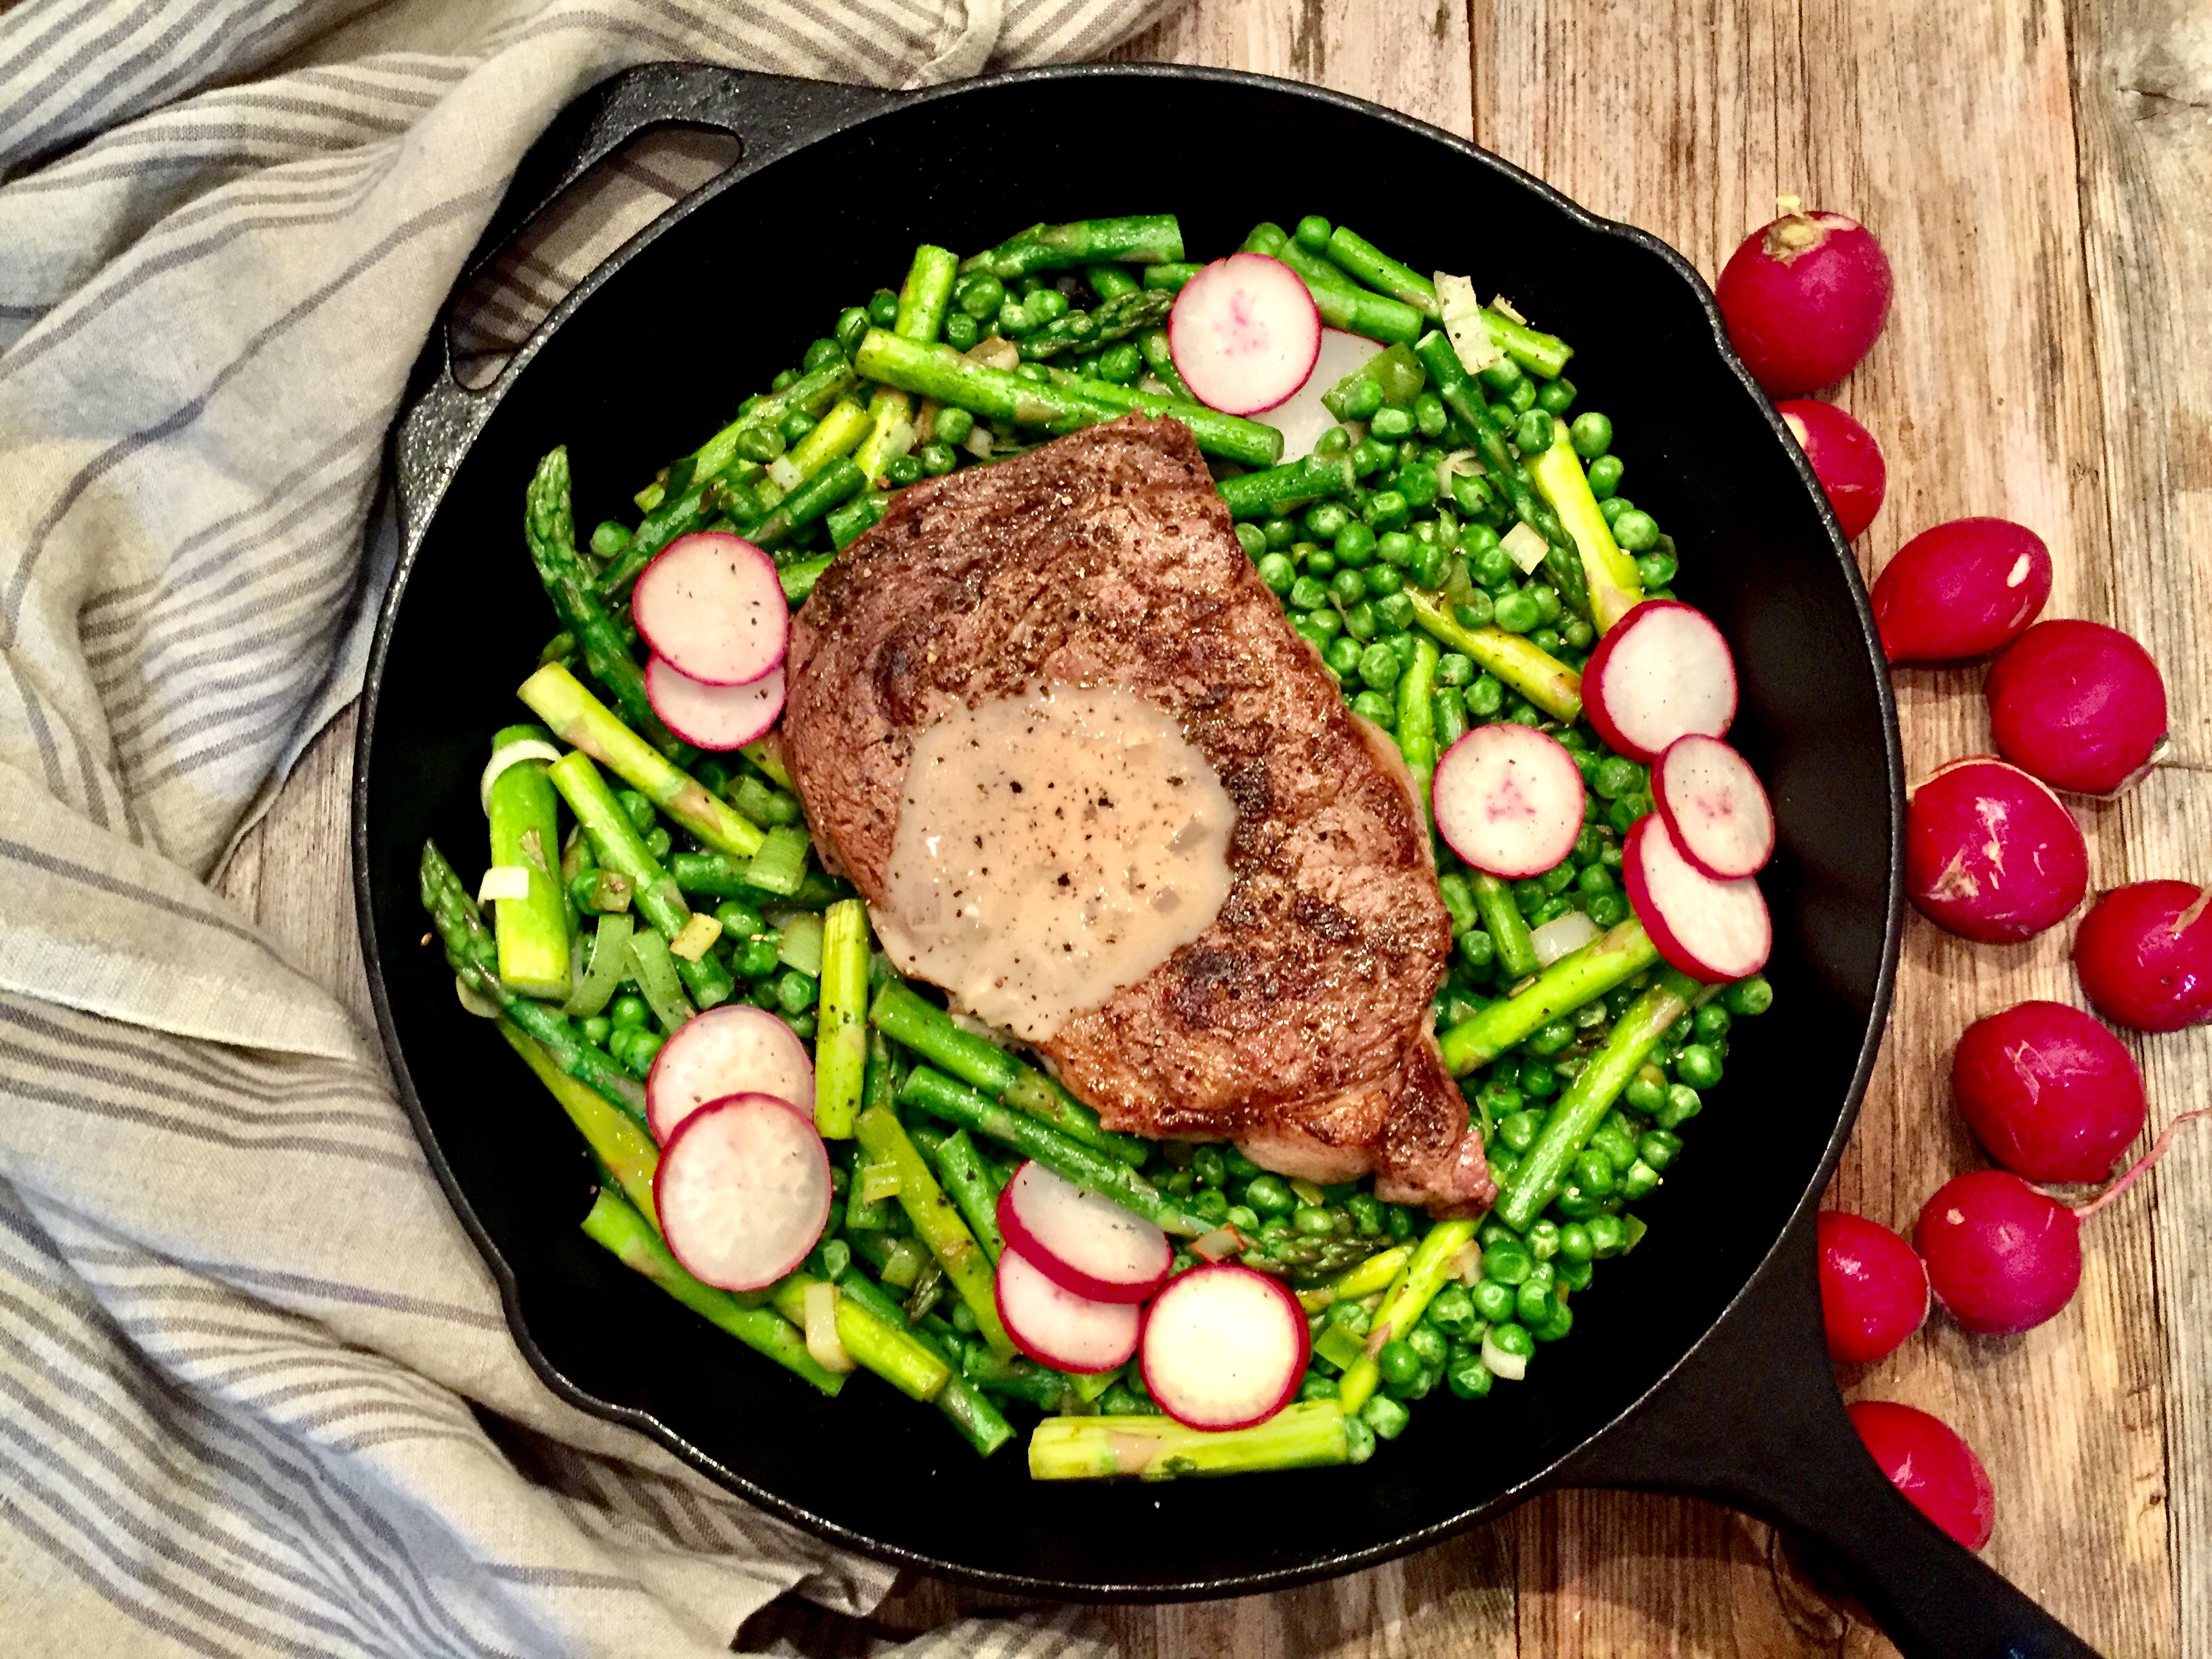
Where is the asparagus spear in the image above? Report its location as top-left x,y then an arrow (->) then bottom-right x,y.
914,1126 -> 1006,1262
1294,1242 -> 1416,1313
1139,262 -> 1202,292
1481,308 -> 1574,381
420,840 -> 647,1125
1438,918 -> 1660,1073
524,448 -> 681,758
1084,264 -> 1141,300
631,360 -> 859,513
1335,1218 -> 1481,1412
1405,592 -> 1582,723
813,899 -> 869,1139
1029,1400 -> 1357,1480
485,724 -> 571,1000
771,1271 -> 948,1401
897,243 -> 960,344
1393,636 -> 1441,814
1411,331 -> 1591,618
853,329 -> 1282,468
1015,289 -> 1175,361
546,750 -> 731,1011
583,1188 -> 846,1395
1323,226 -> 1441,318
1469,869 -> 1541,982
667,852 -> 846,910
1216,452 -> 1355,520
1527,421 -> 1643,633
869,981 -> 1148,1165
897,1067 -> 1208,1238
497,1019 -> 659,1226
1136,327 -> 1191,399
1241,223 -> 1422,344
1494,968 -> 1711,1231
834,1269 -> 1015,1456
518,663 -> 766,859
855,1103 -> 1016,1358
744,457 -> 865,548
962,216 -> 1185,280
844,1033 -> 898,1231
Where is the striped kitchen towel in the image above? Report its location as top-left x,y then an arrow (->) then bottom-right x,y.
0,3 -> 1176,1656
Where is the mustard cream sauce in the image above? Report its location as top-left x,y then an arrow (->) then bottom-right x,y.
876,684 -> 1236,1042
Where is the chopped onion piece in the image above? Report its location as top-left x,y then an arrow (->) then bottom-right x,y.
1435,448 -> 1481,502
965,337 -> 1019,371
767,456 -> 804,493
1491,295 -> 1528,324
476,865 -> 531,903
1436,272 -> 1504,375
1190,1226 -> 1248,1263
1482,1326 -> 1529,1380
1450,1242 -> 1483,1285
804,1281 -> 855,1373
859,1162 -> 903,1205
478,738 -> 563,813
454,975 -> 501,1019
1502,521 -> 1549,573
667,912 -> 724,962
1530,911 -> 1601,966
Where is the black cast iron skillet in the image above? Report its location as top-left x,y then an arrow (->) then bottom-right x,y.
354,62 -> 2101,1657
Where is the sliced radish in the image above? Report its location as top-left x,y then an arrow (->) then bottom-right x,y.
1652,735 -> 1775,879
1431,724 -> 1586,878
644,655 -> 785,750
631,533 -> 787,687
1623,813 -> 1771,982
1583,599 -> 1738,764
1168,253 -> 1323,417
996,1161 -> 1171,1305
1263,328 -> 1378,459
654,1094 -> 831,1292
1139,1264 -> 1309,1431
993,1246 -> 1140,1374
647,1004 -> 814,1143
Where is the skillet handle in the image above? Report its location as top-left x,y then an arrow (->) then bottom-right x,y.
391,62 -> 900,541
1552,1206 -> 2103,1659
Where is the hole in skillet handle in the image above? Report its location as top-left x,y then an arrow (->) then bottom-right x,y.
1548,1206 -> 2103,1659
389,62 -> 902,546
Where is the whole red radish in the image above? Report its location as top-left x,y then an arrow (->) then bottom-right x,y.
2073,879 -> 2212,1031
1817,1210 -> 1929,1364
1870,518 -> 2051,665
1952,1001 -> 2145,1183
1914,1170 -> 2081,1336
1985,620 -> 2168,796
1715,202 -> 1893,395
1904,758 -> 2087,943
1777,399 -> 1885,539
1847,1401 -> 1996,1551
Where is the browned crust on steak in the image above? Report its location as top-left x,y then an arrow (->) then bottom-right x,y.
785,416 -> 1492,1211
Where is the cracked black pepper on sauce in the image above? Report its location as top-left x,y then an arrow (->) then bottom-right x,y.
876,683 -> 1237,1042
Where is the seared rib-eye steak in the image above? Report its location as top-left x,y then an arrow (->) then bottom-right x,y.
783,415 -> 1493,1213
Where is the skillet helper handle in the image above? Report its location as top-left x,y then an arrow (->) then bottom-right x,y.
392,62 -> 899,537
1554,1208 -> 2103,1659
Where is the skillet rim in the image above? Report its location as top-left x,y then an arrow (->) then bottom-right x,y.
352,59 -> 1906,1599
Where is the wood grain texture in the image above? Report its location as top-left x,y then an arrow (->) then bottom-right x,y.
218,1 -> 2208,1652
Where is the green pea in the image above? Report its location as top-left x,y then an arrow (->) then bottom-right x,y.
1528,627 -> 1561,656
1450,470 -> 1493,516
1254,516 -> 1291,551
1356,641 -> 1401,691
1305,499 -> 1353,540
1493,588 -> 1540,634
1410,390 -> 1446,437
1342,599 -> 1378,642
1519,1060 -> 1559,1099
1404,1324 -> 1448,1368
1513,409 -> 1554,455
1340,377 -> 1386,422
1536,376 -> 1577,415
580,1015 -> 613,1046
1612,510 -> 1660,552
1364,564 -> 1403,600
1515,1277 -> 1557,1328
1725,975 -> 1774,1017
1325,567 -> 1364,609
884,453 -> 923,487
1244,1174 -> 1294,1215
1674,1043 -> 1723,1089
1485,1320 -> 1536,1368
775,970 -> 819,1016
616,790 -> 655,834
1305,607 -> 1344,641
609,994 -> 649,1030
1412,542 -> 1453,591
623,1031 -> 663,1076
1470,1278 -> 1515,1325
1374,529 -> 1416,569
1191,1146 -> 1227,1188
1585,453 -> 1624,500
1574,1147 -> 1618,1198
1290,575 -> 1332,612
943,312 -> 979,350
1350,436 -> 1394,478
1638,1130 -> 1683,1173
568,872 -> 603,914
1694,1002 -> 1733,1042
796,337 -> 842,375
770,368 -> 796,392
1454,591 -> 1496,630
957,274 -> 1004,319
1256,552 -> 1297,594
1454,678 -> 1498,724
1335,520 -> 1377,567
1637,549 -> 1679,587
916,441 -> 957,477
1370,405 -> 1416,441
1322,634 -> 1361,680
1492,1108 -> 1540,1157
1235,522 -> 1267,558
1294,213 -> 1333,251
1365,489 -> 1410,532
1395,459 -> 1439,511
1568,410 -> 1613,458
1304,545 -> 1337,577
835,306 -> 873,353
1528,583 -> 1562,625
1657,1084 -> 1702,1130
1435,651 -> 1475,689
867,289 -> 900,327
1361,1393 -> 1412,1440
1427,1282 -> 1479,1340
932,405 -> 975,447
1504,697 -> 1542,726
1028,288 -> 1069,324
1376,1339 -> 1425,1389
1479,357 -> 1522,392
1598,495 -> 1633,526
1586,1214 -> 1628,1258
737,936 -> 782,979
1447,1348 -> 1494,1399
1385,1203 -> 1417,1242
1351,689 -> 1395,726
1292,1204 -> 1336,1237
1624,1070 -> 1666,1115
713,900 -> 766,939
1555,1256 -> 1595,1292
1562,617 -> 1595,650
1481,1240 -> 1533,1286
1097,340 -> 1143,384
1591,756 -> 1640,799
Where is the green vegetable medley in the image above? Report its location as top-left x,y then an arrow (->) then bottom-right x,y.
419,211 -> 1774,1481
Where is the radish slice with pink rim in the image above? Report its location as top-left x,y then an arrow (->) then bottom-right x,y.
1583,599 -> 1738,764
1652,734 -> 1775,880
996,1160 -> 1170,1305
1431,724 -> 1586,878
647,1004 -> 815,1143
994,1247 -> 1140,1374
1168,253 -> 1323,416
1139,1263 -> 1309,1431
645,655 -> 785,750
632,532 -> 787,686
653,1093 -> 831,1292
1623,813 -> 1771,983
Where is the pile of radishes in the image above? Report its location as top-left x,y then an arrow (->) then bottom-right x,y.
1433,600 -> 1776,981
1721,197 -> 2204,1554
633,531 -> 792,750
995,1160 -> 1313,1430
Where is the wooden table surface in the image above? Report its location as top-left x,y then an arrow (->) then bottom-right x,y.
220,2 -> 2212,1653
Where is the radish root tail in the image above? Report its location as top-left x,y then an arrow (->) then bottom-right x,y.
2072,1106 -> 2212,1221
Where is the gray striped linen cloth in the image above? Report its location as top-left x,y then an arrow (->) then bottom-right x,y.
0,2 -> 1185,1655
